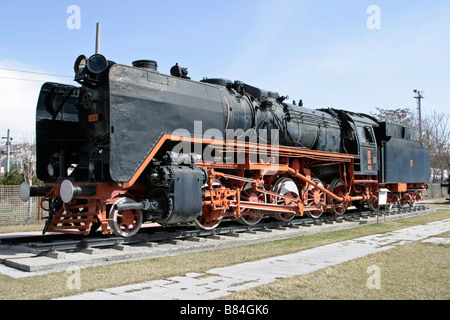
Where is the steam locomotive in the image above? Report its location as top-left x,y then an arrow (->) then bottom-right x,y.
20,53 -> 430,237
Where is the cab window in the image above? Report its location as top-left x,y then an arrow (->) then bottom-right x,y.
357,126 -> 375,144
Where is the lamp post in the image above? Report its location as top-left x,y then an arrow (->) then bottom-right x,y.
2,129 -> 12,174
413,90 -> 424,141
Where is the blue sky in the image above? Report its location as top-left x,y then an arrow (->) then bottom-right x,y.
1,0 -> 449,141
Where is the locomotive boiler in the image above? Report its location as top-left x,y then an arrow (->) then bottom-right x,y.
20,53 -> 430,237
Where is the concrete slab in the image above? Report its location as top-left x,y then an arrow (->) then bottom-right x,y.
0,209 -> 436,278
0,248 -> 36,262
421,237 -> 450,245
58,217 -> 450,300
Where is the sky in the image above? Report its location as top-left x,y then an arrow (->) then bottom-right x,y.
0,0 -> 449,143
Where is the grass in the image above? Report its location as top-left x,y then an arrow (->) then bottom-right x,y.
224,237 -> 450,300
0,221 -> 45,234
0,203 -> 449,300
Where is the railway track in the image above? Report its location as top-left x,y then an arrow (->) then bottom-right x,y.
1,205 -> 427,254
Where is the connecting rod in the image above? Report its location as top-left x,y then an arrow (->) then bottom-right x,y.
286,168 -> 364,203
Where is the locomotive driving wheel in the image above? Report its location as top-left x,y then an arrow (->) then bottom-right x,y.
328,178 -> 348,216
272,177 -> 299,222
237,182 -> 266,226
108,197 -> 143,237
303,178 -> 326,219
194,206 -> 223,230
194,179 -> 224,230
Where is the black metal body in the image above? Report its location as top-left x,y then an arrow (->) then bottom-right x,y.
375,123 -> 430,183
32,53 -> 430,232
35,55 -> 430,185
35,59 -> 385,184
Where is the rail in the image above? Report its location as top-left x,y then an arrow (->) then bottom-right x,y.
0,205 -> 427,254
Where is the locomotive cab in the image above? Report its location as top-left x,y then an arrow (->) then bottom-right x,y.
35,54 -> 114,183
321,109 -> 378,176
352,116 -> 378,175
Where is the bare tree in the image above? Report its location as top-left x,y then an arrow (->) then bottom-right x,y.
19,133 -> 37,186
371,107 -> 450,198
421,112 -> 450,185
370,107 -> 416,128
17,133 -> 38,221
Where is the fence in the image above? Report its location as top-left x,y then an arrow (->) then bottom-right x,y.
426,183 -> 449,199
0,185 -> 44,225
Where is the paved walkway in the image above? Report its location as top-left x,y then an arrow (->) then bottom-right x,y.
60,218 -> 450,300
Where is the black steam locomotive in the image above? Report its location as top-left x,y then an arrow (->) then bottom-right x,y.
20,53 -> 430,237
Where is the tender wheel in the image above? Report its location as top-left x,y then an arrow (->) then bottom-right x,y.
368,199 -> 379,211
386,193 -> 400,212
108,197 -> 143,237
303,178 -> 325,219
237,182 -> 266,226
272,177 -> 299,222
385,202 -> 396,212
401,193 -> 416,209
328,178 -> 348,216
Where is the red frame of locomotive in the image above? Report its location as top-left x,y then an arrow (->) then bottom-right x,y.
38,134 -> 426,235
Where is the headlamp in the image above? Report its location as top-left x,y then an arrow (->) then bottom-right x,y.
74,55 -> 88,76
47,162 -> 59,177
87,54 -> 108,74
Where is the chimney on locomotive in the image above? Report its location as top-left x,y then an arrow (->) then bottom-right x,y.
132,60 -> 158,72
